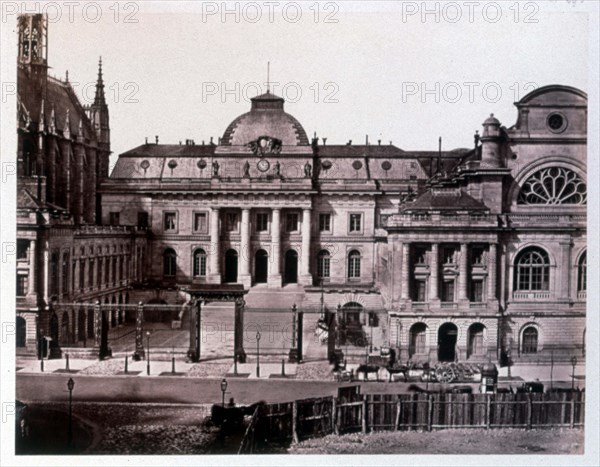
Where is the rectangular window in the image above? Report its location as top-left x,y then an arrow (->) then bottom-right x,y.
226,212 -> 238,232
319,213 -> 332,233
471,280 -> 484,302
442,280 -> 455,302
109,212 -> 120,226
16,274 -> 28,296
193,212 -> 208,233
415,280 -> 426,302
349,213 -> 362,233
164,212 -> 177,231
256,213 -> 269,232
137,211 -> 149,228
17,240 -> 29,260
286,213 -> 299,232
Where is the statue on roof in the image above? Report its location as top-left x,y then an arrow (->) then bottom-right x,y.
243,160 -> 250,178
304,162 -> 312,178
212,160 -> 219,177
274,161 -> 281,177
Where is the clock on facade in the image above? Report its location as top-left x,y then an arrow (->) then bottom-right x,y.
257,159 -> 270,172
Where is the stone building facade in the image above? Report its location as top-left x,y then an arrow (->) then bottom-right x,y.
16,14 -> 146,356
15,15 -> 586,369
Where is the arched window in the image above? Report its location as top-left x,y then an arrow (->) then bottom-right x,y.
317,250 -> 330,279
578,251 -> 586,292
514,247 -> 549,291
522,326 -> 538,354
409,323 -> 427,357
163,248 -> 177,277
518,167 -> 586,205
193,249 -> 207,277
348,250 -> 361,279
467,323 -> 485,358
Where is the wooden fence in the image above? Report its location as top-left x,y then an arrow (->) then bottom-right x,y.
238,391 -> 585,453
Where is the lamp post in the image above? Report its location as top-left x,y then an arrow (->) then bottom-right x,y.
146,331 -> 151,376
220,378 -> 228,407
570,356 -> 577,391
67,378 -> 75,448
256,330 -> 262,377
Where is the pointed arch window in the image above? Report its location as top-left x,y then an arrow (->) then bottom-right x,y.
193,249 -> 207,277
518,167 -> 586,205
163,248 -> 177,278
577,251 -> 586,292
515,247 -> 549,291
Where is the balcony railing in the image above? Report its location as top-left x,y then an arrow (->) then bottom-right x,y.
512,291 -> 551,300
577,290 -> 587,300
440,302 -> 458,309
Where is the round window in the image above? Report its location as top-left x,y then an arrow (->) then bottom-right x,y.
547,112 -> 567,133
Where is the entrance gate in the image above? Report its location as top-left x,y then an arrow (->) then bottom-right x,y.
183,284 -> 248,363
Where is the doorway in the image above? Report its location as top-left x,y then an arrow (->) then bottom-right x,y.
284,249 -> 298,284
438,322 -> 458,362
224,249 -> 238,283
16,316 -> 26,347
255,249 -> 268,283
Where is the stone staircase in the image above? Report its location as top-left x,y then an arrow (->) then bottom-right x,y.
244,284 -> 306,310
301,291 -> 386,311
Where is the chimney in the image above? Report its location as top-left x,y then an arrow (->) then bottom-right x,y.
145,137 -> 148,144
365,134 -> 369,145
378,139 -> 381,146
210,136 -> 214,145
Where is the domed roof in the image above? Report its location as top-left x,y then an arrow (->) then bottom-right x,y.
483,113 -> 500,125
221,92 -> 309,146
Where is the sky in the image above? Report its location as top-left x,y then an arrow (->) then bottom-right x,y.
15,1 -> 596,166
3,2 -> 590,164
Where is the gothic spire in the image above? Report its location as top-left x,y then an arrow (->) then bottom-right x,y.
93,56 -> 106,106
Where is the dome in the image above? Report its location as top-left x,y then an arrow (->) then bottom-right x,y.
221,92 -> 309,146
483,113 -> 500,126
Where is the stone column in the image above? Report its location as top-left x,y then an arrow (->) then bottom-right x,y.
268,208 -> 282,288
559,242 -> 572,300
43,242 -> 49,303
299,208 -> 313,285
487,243 -> 497,302
208,208 -> 221,283
429,243 -> 439,301
28,240 -> 36,295
400,243 -> 410,300
133,301 -> 145,359
458,243 -> 469,301
239,208 -> 252,287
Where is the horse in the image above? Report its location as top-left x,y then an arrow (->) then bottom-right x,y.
356,364 -> 381,381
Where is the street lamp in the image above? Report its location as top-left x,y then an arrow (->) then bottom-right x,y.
570,356 -> 578,391
220,378 -> 228,406
67,378 -> 75,448
256,330 -> 262,377
146,331 -> 151,376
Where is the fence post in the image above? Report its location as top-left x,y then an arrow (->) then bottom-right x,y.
361,395 -> 368,433
395,399 -> 401,431
486,395 -> 491,429
570,396 -> 576,429
292,401 -> 299,444
427,395 -> 434,431
527,393 -> 532,430
332,397 -> 338,435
